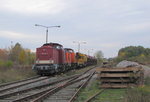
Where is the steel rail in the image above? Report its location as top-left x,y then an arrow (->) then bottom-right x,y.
82,66 -> 96,74
68,71 -> 95,102
0,77 -> 49,93
0,74 -> 80,99
12,75 -> 89,102
84,89 -> 105,102
0,76 -> 40,88
31,75 -> 90,102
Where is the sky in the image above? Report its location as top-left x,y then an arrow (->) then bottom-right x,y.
0,0 -> 150,58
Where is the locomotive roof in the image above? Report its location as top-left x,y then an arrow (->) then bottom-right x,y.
43,43 -> 63,47
64,48 -> 74,51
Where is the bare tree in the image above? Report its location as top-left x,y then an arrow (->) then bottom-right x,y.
94,50 -> 104,64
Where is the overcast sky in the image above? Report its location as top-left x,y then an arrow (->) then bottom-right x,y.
0,0 -> 150,58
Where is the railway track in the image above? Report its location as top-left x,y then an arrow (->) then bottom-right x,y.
84,89 -> 105,102
68,71 -> 95,102
0,76 -> 39,88
0,66 -> 97,102
31,68 -> 96,102
0,76 -> 49,94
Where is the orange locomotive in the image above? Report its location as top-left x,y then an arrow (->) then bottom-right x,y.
64,48 -> 77,69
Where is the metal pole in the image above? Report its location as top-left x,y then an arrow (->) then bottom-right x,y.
46,28 -> 48,43
78,43 -> 80,52
35,24 -> 60,44
88,50 -> 90,56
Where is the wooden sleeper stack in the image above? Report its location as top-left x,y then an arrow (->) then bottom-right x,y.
96,67 -> 144,88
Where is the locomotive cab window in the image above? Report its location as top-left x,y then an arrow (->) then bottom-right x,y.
69,50 -> 73,53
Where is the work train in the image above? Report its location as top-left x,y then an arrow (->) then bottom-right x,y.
32,43 -> 97,75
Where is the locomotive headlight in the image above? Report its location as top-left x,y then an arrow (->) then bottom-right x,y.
36,59 -> 39,64
49,60 -> 54,64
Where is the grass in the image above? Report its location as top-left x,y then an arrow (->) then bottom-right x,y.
75,80 -> 126,102
74,80 -> 99,102
98,89 -> 126,102
75,78 -> 150,102
124,77 -> 150,102
124,86 -> 150,102
0,66 -> 36,84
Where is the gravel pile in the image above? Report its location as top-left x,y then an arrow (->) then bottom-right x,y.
116,60 -> 150,78
116,60 -> 140,68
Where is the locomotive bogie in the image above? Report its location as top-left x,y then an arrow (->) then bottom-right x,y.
33,64 -> 57,75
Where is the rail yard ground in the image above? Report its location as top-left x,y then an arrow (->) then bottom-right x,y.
0,64 -> 150,102
0,65 -> 96,102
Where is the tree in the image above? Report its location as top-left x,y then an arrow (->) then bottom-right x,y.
118,46 -> 145,58
94,50 -> 104,64
24,49 -> 35,65
19,50 -> 26,64
116,46 -> 150,64
9,43 -> 23,64
0,42 -> 35,67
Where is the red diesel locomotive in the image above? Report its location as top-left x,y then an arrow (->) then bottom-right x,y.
32,43 -> 96,75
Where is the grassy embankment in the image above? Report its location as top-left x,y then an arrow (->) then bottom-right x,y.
75,77 -> 150,102
0,66 -> 36,84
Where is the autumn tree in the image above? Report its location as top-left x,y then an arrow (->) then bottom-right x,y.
19,50 -> 26,64
0,49 -> 8,61
0,49 -> 13,68
0,42 -> 35,67
23,49 -> 35,65
9,43 -> 35,65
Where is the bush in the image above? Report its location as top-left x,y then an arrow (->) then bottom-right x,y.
0,60 -> 4,67
0,60 -> 13,68
4,60 -> 13,67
